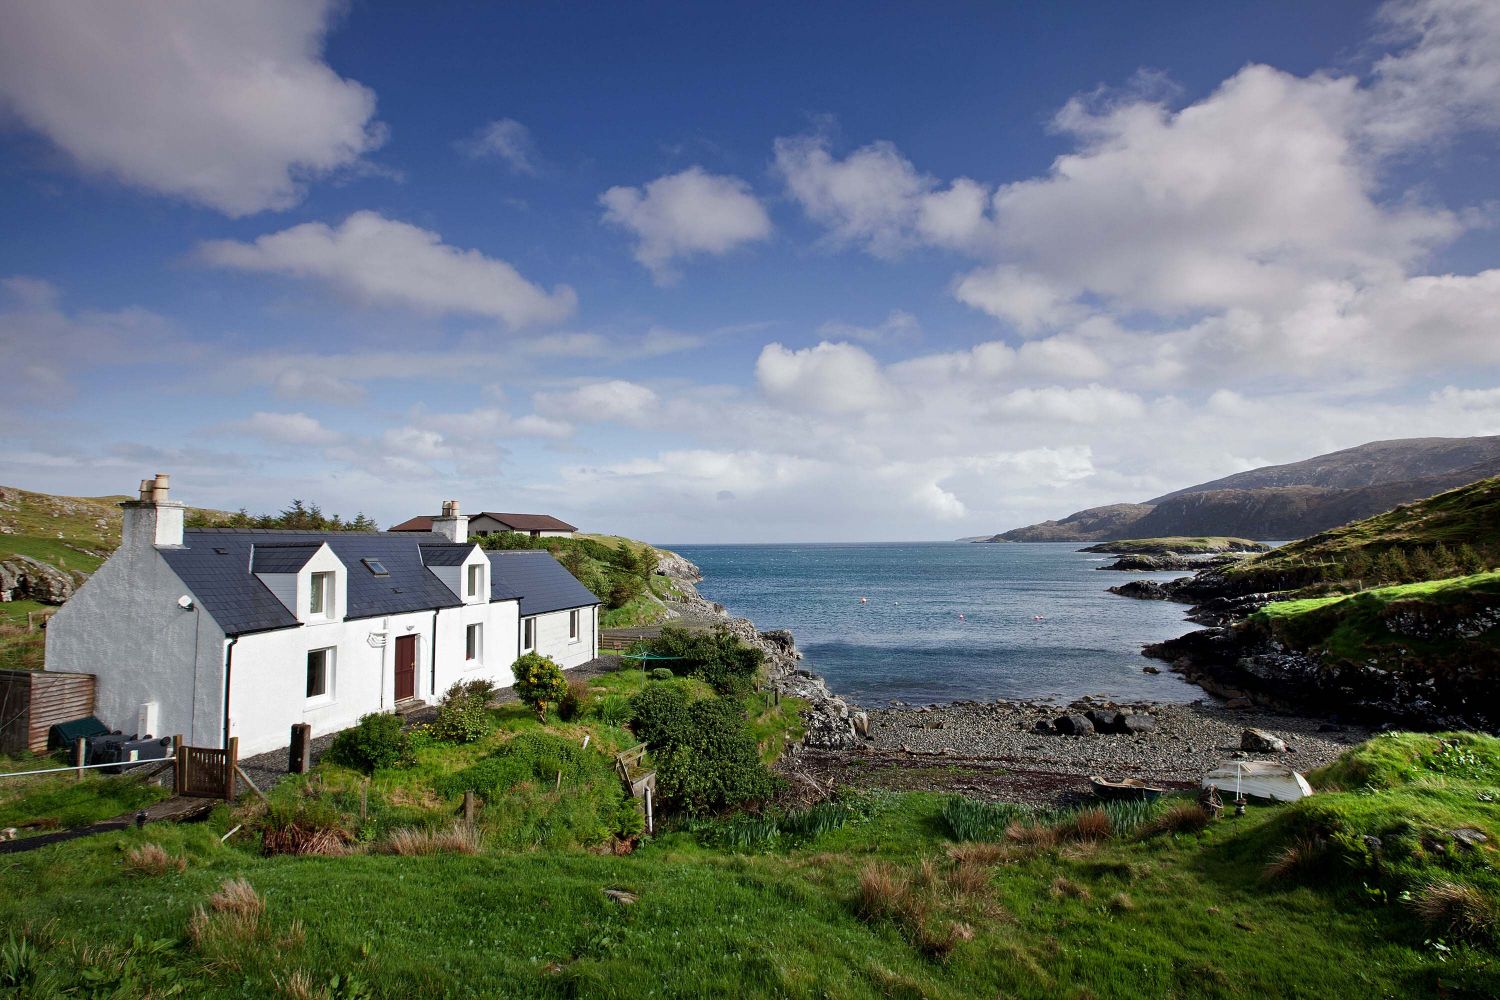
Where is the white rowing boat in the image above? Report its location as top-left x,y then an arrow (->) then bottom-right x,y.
1201,760 -> 1313,802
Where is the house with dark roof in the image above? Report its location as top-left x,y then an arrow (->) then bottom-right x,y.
43,478 -> 600,756
389,511 -> 577,538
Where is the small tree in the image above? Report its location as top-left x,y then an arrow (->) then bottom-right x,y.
512,652 -> 568,722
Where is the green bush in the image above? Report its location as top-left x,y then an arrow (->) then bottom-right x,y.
653,698 -> 780,817
650,667 -> 674,681
628,685 -> 692,749
324,713 -> 410,773
645,626 -> 764,696
430,681 -> 495,744
512,652 -> 568,721
590,693 -> 632,727
558,678 -> 589,722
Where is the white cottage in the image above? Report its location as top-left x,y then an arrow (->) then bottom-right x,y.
43,477 -> 601,756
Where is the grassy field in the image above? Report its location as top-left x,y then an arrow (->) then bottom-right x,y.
1253,570 -> 1500,661
1,732 -> 1497,997
1083,536 -> 1268,554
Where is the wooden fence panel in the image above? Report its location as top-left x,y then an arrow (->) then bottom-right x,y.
0,670 -> 95,754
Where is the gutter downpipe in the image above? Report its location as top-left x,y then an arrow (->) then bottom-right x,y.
430,609 -> 440,698
222,636 -> 238,749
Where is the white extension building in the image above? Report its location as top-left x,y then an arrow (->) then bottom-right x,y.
44,478 -> 601,756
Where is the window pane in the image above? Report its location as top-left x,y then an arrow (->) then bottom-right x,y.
306,649 -> 326,698
309,573 -> 325,614
570,610 -> 578,639
467,623 -> 481,660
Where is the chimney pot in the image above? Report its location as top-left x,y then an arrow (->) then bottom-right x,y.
139,479 -> 153,502
151,473 -> 170,503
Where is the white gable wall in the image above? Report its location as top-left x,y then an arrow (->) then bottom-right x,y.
43,546 -> 226,746
525,605 -> 597,669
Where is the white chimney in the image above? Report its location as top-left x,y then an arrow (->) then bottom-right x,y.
431,499 -> 468,543
120,472 -> 185,549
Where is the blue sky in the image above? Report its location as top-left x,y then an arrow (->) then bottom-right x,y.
1,0 -> 1497,542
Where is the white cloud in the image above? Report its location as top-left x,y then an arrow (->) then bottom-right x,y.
0,1 -> 383,216
773,133 -> 989,257
600,167 -> 772,284
226,411 -> 343,446
198,211 -> 577,328
990,385 -> 1147,425
1364,0 -> 1500,151
755,341 -> 895,414
817,310 -> 921,345
953,266 -> 1083,333
0,276 -> 189,408
459,118 -> 539,174
535,380 -> 660,425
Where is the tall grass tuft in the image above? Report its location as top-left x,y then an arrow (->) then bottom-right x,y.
1055,807 -> 1113,843
1262,836 -> 1327,883
1141,802 -> 1210,838
124,842 -> 185,876
941,797 -> 1034,841
1409,880 -> 1498,943
381,823 -> 483,856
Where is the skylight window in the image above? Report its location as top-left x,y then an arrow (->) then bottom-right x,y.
362,558 -> 389,576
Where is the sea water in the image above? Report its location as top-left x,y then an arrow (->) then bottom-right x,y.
669,541 -> 1204,708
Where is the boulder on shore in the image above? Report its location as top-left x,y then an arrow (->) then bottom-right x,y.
1241,728 -> 1288,753
1054,714 -> 1095,736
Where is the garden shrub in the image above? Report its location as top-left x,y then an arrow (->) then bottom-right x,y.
645,626 -> 764,695
653,697 -> 780,817
512,652 -> 568,721
650,667 -> 674,681
590,693 -> 632,727
324,713 -> 410,773
558,678 -> 590,722
628,685 -> 692,749
430,681 -> 494,744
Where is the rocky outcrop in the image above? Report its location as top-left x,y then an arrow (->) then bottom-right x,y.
1144,619 -> 1499,731
655,550 -> 702,584
0,554 -> 81,604
1096,553 -> 1245,572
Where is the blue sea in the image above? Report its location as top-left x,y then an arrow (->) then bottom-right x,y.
668,541 -> 1204,708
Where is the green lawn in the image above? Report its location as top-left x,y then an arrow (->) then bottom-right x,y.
2,776 -> 1496,998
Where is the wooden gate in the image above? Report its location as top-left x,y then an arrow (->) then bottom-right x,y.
175,737 -> 238,800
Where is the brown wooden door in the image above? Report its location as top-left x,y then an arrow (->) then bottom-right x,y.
394,635 -> 417,701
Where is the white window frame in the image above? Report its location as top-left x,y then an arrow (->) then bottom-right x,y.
569,609 -> 580,641
309,571 -> 334,618
466,622 -> 483,664
466,563 -> 483,599
306,647 -> 335,704
522,617 -> 535,652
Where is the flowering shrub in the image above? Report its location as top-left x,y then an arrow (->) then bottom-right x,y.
512,652 -> 568,722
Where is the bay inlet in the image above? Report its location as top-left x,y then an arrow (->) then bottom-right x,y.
670,541 -> 1205,708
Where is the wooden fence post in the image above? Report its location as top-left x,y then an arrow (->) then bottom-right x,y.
223,737 -> 238,801
174,740 -> 187,795
288,723 -> 312,774
74,737 -> 86,780
463,790 -> 476,825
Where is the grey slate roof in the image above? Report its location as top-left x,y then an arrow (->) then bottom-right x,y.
487,550 -> 602,616
419,543 -> 476,567
249,542 -> 321,574
161,529 -> 519,637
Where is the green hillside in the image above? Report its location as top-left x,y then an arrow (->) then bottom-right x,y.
1220,475 -> 1500,596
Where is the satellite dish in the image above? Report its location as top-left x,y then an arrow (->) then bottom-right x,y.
177,595 -> 195,611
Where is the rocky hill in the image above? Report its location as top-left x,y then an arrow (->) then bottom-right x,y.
989,436 -> 1500,542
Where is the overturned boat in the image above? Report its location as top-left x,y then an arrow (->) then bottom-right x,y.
1202,761 -> 1313,802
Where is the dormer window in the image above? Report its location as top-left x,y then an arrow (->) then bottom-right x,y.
309,571 -> 334,617
466,563 -> 483,598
